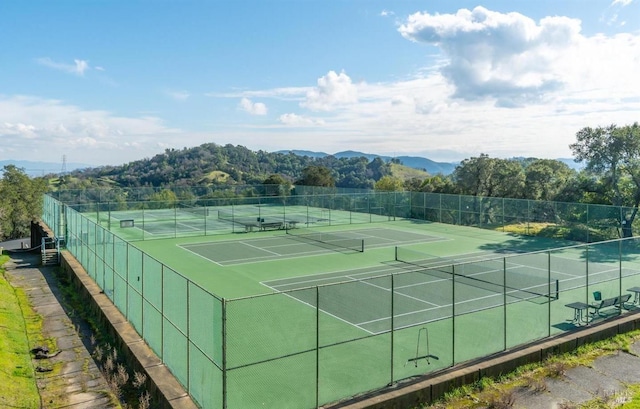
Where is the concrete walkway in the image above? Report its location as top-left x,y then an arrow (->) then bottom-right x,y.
4,249 -> 117,409
509,341 -> 640,408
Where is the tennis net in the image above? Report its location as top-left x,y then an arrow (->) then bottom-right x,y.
177,203 -> 209,218
217,209 -> 258,224
395,247 -> 558,303
286,228 -> 364,253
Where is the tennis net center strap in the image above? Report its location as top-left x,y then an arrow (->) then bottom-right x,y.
285,228 -> 364,253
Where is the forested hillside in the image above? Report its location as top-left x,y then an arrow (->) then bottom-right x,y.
62,143 -> 394,189
40,122 -> 640,238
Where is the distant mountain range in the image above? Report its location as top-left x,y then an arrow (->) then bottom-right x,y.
278,150 -> 459,175
0,160 -> 91,177
2,151 -> 582,178
279,150 -> 583,174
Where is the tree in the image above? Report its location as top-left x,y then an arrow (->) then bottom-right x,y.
263,174 -> 288,185
262,174 -> 292,196
295,166 -> 335,187
366,157 -> 390,180
403,177 -> 424,192
375,176 -> 404,191
0,165 -> 47,240
570,123 -> 640,237
421,174 -> 456,193
453,155 -> 524,198
523,159 -> 574,201
148,189 -> 178,209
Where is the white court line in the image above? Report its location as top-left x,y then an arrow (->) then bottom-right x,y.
358,304 -> 450,327
263,265 -> 401,288
356,289 -> 507,332
346,274 -> 440,308
239,240 -> 282,256
260,281 -> 377,335
177,244 -> 224,267
258,249 -> 617,335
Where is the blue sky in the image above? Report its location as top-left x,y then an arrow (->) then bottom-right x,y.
1,0 -> 639,167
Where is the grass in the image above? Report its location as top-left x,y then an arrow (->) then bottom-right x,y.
422,331 -> 640,409
0,250 -> 148,408
390,163 -> 429,180
0,253 -> 42,408
200,170 -> 230,183
620,385 -> 640,408
500,222 -> 615,242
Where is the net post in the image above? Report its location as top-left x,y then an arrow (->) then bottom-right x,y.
395,246 -> 398,261
360,239 -> 364,253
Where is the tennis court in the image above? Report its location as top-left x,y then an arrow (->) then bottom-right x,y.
102,204 -> 390,240
259,248 -> 611,336
50,193 -> 640,409
178,227 -> 444,266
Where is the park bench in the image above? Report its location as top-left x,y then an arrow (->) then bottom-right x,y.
259,221 -> 284,231
589,294 -> 632,317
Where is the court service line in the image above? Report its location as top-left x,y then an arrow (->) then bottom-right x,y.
176,222 -> 201,231
260,282 -> 377,336
261,250 -> 506,288
263,265 -> 407,289
357,304 -> 450,329
221,247 -> 330,265
238,240 -> 282,256
357,287 -> 511,332
177,244 -> 224,267
344,275 -> 441,308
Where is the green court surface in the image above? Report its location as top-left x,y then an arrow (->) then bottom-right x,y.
132,219 -> 569,299
48,193 -> 640,409
128,219 -> 640,409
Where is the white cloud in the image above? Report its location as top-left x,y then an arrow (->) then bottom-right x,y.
206,86 -> 310,100
301,70 -> 358,111
239,97 -> 268,115
166,90 -> 190,101
398,7 -> 584,106
73,59 -> 89,75
380,10 -> 394,17
0,95 -> 186,165
612,0 -> 633,6
36,57 -> 90,76
278,113 -> 325,126
214,39 -> 639,161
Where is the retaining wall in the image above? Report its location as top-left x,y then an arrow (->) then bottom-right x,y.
35,221 -> 197,409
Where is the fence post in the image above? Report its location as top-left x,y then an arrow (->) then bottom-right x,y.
316,286 -> 320,409
503,258 -> 507,351
390,275 -> 395,386
222,298 -> 228,409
